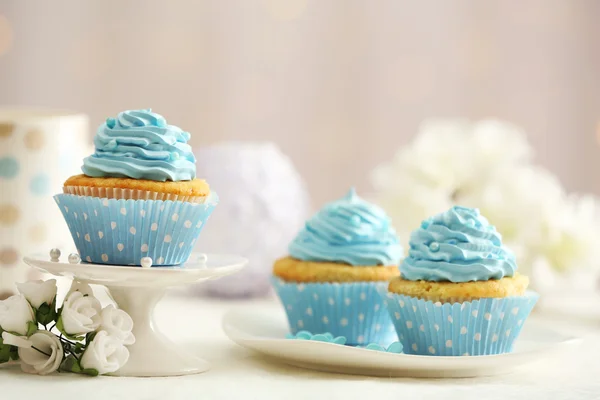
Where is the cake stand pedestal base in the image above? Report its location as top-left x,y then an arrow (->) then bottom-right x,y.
24,253 -> 247,377
109,286 -> 209,377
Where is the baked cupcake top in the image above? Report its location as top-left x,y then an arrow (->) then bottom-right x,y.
288,188 -> 403,266
82,109 -> 196,182
401,206 -> 517,282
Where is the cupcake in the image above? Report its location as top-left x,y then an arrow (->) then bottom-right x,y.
382,206 -> 538,356
272,188 -> 403,346
55,109 -> 217,266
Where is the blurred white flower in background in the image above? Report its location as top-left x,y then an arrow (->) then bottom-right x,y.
370,119 -> 600,291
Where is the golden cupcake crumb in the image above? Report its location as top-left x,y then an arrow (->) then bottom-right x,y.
388,273 -> 529,302
64,174 -> 210,197
273,256 -> 399,283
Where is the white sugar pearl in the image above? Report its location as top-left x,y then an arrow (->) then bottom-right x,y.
198,253 -> 208,263
68,253 -> 81,264
49,248 -> 61,260
141,257 -> 153,268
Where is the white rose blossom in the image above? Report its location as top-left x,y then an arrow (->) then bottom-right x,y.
59,291 -> 102,336
17,279 -> 57,309
370,118 -> 600,282
66,280 -> 94,298
80,331 -> 130,375
0,295 -> 35,335
2,330 -> 63,375
98,305 -> 135,345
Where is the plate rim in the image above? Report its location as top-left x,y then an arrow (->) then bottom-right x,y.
222,307 -> 582,374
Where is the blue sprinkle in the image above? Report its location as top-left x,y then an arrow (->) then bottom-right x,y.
429,242 -> 440,252
312,334 -> 331,342
0,157 -> 19,179
106,117 -> 116,129
359,341 -> 404,353
421,219 -> 431,229
365,343 -> 385,351
386,342 -> 404,353
447,239 -> 457,245
295,331 -> 312,340
332,337 -> 347,345
286,331 -> 347,345
30,173 -> 50,196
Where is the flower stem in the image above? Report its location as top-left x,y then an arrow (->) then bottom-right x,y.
64,347 -> 80,361
31,345 -> 52,357
59,336 -> 81,347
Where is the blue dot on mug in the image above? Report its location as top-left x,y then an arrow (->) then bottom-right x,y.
0,157 -> 19,179
30,173 -> 51,196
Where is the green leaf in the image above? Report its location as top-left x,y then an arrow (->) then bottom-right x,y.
85,331 -> 97,344
61,355 -> 82,373
61,356 -> 98,377
36,299 -> 58,326
56,316 -> 84,341
0,328 -> 19,363
81,368 -> 99,377
74,342 -> 85,354
26,321 -> 38,337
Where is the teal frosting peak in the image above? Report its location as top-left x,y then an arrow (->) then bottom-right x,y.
401,206 -> 517,282
288,188 -> 403,266
82,109 -> 196,182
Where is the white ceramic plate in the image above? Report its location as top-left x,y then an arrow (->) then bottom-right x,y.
222,307 -> 581,378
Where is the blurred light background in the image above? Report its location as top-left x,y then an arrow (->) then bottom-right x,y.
1,0 -> 599,206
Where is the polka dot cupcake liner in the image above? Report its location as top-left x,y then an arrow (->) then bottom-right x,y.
379,288 -> 539,356
54,193 -> 218,266
271,277 -> 398,346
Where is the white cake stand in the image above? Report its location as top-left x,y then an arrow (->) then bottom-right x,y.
23,252 -> 247,377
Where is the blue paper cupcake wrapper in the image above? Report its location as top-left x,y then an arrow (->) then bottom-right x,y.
378,287 -> 539,356
55,193 -> 218,266
271,277 -> 398,346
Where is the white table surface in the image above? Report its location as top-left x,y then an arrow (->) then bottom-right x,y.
2,287 -> 600,400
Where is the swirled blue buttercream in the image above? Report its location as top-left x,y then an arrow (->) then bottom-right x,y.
288,188 -> 403,266
401,206 -> 517,282
81,109 -> 196,181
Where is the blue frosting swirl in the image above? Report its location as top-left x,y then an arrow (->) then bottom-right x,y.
401,206 -> 517,282
289,188 -> 403,266
82,109 -> 196,181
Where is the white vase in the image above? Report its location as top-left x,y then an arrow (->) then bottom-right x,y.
0,108 -> 91,299
193,141 -> 310,298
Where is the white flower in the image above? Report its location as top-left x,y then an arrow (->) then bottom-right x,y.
16,279 -> 57,309
0,295 -> 35,335
98,305 -> 135,345
60,291 -> 101,336
372,119 -> 532,194
370,118 -> 600,278
536,195 -> 600,272
458,165 -> 565,243
66,280 -> 94,298
2,330 -> 63,375
80,331 -> 129,375
370,119 -> 533,245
